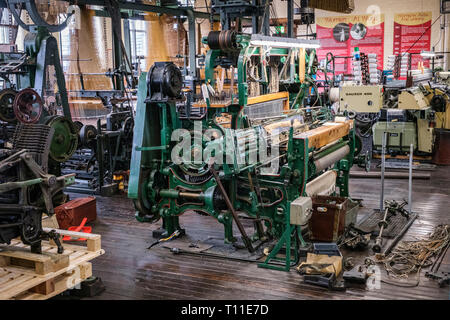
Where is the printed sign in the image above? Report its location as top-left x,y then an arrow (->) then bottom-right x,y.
316,14 -> 385,77
393,12 -> 432,69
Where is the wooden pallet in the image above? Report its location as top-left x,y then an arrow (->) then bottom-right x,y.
0,229 -> 104,300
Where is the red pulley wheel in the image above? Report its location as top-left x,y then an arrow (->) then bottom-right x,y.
13,88 -> 43,124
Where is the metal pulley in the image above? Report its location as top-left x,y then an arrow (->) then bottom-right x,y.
45,115 -> 78,162
79,124 -> 98,148
120,117 -> 134,139
147,62 -> 183,102
134,170 -> 168,224
207,30 -> 238,50
0,89 -> 18,123
13,88 -> 43,124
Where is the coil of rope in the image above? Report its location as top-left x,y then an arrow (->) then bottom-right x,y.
375,224 -> 450,287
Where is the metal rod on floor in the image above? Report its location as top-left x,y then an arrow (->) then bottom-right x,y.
408,143 -> 413,214
380,132 -> 387,212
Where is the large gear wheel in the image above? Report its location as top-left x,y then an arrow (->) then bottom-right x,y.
13,88 -> 43,124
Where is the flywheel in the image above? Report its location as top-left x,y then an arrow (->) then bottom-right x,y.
13,88 -> 43,124
45,115 -> 79,162
0,88 -> 17,123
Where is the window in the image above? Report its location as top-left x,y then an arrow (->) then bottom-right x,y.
129,19 -> 147,71
59,22 -> 71,72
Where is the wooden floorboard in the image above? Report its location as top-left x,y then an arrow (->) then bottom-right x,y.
75,164 -> 450,300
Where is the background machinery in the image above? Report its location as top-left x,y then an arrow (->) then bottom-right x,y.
371,83 -> 450,159
0,1 -> 77,252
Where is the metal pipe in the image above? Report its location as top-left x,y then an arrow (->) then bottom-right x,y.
179,192 -> 203,200
0,178 -> 43,193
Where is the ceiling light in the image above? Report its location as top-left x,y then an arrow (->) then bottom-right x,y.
250,34 -> 321,49
420,50 -> 436,58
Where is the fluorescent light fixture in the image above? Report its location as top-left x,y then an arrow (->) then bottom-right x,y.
250,34 -> 321,49
420,50 -> 436,58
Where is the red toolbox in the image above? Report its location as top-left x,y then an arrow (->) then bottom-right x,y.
55,196 -> 97,230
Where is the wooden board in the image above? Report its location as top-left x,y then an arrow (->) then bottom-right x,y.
42,215 -> 59,229
0,230 -> 104,300
295,120 -> 352,149
13,263 -> 93,300
247,91 -> 289,109
0,247 -> 69,275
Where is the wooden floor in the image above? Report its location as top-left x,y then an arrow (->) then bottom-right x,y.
79,164 -> 450,300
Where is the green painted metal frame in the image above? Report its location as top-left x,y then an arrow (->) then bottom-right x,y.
128,38 -> 355,271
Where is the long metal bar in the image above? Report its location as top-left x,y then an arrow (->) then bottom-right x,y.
0,178 -> 43,193
287,0 -> 294,38
408,143 -> 413,214
123,19 -> 132,74
209,163 -> 255,253
67,0 -> 217,20
186,10 -> 197,79
372,206 -> 389,252
380,132 -> 387,212
251,0 -> 259,33
262,0 -> 270,35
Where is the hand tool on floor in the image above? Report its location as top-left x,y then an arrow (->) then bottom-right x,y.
372,206 -> 389,253
372,200 -> 409,253
425,271 -> 450,287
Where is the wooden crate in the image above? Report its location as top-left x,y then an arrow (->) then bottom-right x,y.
0,229 -> 104,300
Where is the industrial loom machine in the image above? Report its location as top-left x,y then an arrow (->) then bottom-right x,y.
128,31 -> 356,271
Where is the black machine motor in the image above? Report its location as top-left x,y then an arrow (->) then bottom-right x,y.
430,94 -> 447,112
146,62 -> 183,102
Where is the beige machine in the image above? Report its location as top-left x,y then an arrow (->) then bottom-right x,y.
417,118 -> 434,153
339,85 -> 383,113
396,87 -> 435,154
398,88 -> 429,110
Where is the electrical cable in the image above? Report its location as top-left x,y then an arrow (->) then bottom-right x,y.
148,230 -> 181,249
